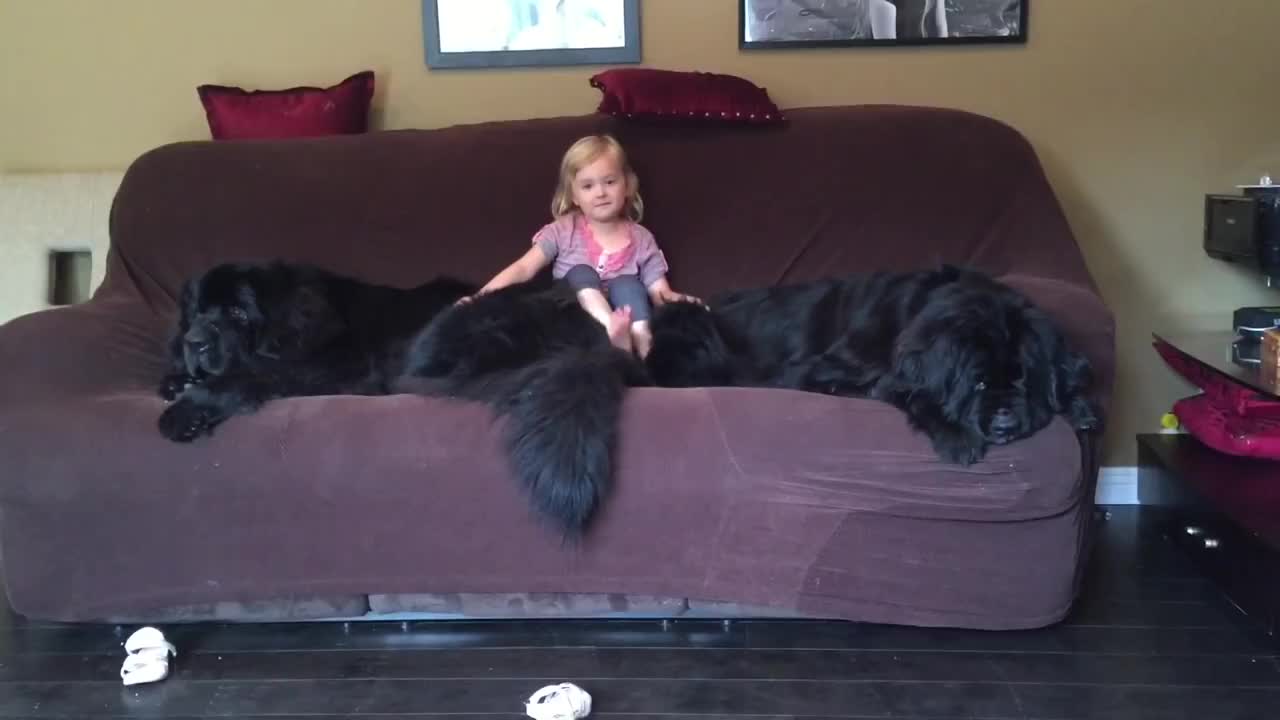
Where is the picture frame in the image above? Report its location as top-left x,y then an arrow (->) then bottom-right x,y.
422,0 -> 642,69
739,0 -> 1028,49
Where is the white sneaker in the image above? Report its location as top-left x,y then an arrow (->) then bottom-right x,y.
525,682 -> 592,719
120,626 -> 176,686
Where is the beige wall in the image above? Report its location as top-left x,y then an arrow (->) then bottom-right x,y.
3,0 -> 1280,465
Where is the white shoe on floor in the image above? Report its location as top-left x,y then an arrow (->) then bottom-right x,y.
525,682 -> 592,719
120,626 -> 176,686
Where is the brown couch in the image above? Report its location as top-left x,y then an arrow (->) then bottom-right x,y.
0,104 -> 1115,628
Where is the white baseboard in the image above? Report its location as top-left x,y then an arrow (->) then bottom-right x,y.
1096,466 -> 1138,504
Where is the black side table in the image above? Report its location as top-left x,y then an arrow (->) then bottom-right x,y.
1140,331 -> 1280,639
1137,434 -> 1280,638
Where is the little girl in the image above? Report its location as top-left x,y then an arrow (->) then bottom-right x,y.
463,133 -> 699,358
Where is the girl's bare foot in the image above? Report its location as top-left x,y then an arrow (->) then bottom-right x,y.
631,320 -> 653,359
606,306 -> 633,353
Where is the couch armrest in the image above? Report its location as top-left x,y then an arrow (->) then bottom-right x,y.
0,298 -> 168,406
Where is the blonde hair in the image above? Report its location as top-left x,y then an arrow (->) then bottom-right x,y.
550,134 -> 644,222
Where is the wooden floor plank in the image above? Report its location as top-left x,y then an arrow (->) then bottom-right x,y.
4,677 -> 1280,718
742,619 -> 1276,655
4,616 -> 1271,658
2,646 -> 1278,686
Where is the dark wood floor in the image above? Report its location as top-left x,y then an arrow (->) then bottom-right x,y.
1,506 -> 1277,718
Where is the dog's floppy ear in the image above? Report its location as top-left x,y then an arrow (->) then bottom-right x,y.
256,283 -> 344,358
166,277 -> 198,366
894,296 -> 983,393
1022,310 -> 1101,433
893,323 -> 963,399
893,339 -> 930,388
176,277 -> 197,325
1052,348 -> 1100,432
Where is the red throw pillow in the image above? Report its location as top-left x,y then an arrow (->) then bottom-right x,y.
197,70 -> 375,140
589,68 -> 784,125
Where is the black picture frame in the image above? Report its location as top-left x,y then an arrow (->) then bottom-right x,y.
739,0 -> 1028,49
422,0 -> 642,69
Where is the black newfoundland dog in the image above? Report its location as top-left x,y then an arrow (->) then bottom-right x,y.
159,261 -> 1100,540
643,265 -> 1100,465
156,261 -> 475,441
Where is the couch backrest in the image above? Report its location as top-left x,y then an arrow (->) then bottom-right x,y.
103,105 -> 1096,310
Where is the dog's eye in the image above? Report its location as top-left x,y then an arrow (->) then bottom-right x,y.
975,381 -> 987,392
228,307 -> 249,324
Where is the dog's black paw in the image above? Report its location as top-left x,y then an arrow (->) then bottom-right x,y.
929,427 -> 988,466
158,373 -> 197,402
158,398 -> 219,442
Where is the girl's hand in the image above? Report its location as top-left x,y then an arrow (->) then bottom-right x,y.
647,277 -> 706,308
655,288 -> 704,307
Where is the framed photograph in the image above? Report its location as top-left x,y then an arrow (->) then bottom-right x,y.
739,0 -> 1028,49
422,0 -> 642,69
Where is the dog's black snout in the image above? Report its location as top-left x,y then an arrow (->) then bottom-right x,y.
991,408 -> 1018,432
184,329 -> 212,353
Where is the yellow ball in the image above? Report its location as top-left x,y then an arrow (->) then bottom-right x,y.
1160,412 -> 1179,430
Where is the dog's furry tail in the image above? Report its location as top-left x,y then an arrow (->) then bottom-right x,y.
400,346 -> 648,540
500,347 -> 648,540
